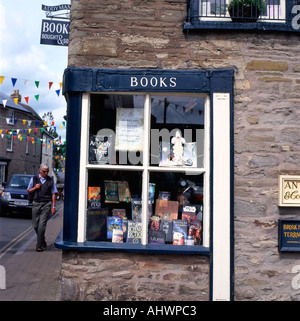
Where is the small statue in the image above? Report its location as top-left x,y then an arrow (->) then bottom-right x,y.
171,130 -> 185,165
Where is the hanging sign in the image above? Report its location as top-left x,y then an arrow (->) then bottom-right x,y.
42,4 -> 71,11
40,19 -> 69,47
279,219 -> 300,252
278,175 -> 300,207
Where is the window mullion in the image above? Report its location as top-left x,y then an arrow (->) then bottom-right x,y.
141,94 -> 151,245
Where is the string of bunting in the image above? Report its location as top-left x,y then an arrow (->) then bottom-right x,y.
0,75 -> 63,105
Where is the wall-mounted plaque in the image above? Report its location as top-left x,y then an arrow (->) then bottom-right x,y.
278,175 -> 300,207
278,219 -> 300,252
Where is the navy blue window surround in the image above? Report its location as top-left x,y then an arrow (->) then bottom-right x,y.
55,67 -> 234,255
184,0 -> 300,32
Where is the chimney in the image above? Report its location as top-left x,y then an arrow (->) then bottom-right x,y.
10,90 -> 22,102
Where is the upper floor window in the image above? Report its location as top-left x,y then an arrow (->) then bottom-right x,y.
7,110 -> 15,125
184,0 -> 300,32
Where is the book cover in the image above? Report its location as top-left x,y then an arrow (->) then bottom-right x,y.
173,219 -> 188,245
112,209 -> 126,218
155,199 -> 178,221
104,181 -> 119,203
107,217 -> 122,239
89,134 -> 113,165
87,186 -> 101,209
160,220 -> 173,243
126,220 -> 142,244
183,142 -> 197,167
112,229 -> 123,243
149,215 -> 160,231
117,181 -> 131,202
188,221 -> 202,245
86,209 -> 108,241
182,205 -> 197,224
148,230 -> 165,245
131,198 -> 142,221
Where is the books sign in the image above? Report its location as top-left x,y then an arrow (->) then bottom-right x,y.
278,175 -> 300,207
40,19 -> 69,47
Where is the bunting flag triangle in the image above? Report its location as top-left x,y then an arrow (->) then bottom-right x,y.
24,80 -> 29,86
13,98 -> 18,105
49,82 -> 53,90
34,94 -> 39,101
0,76 -> 4,85
2,99 -> 7,107
24,97 -> 29,104
55,89 -> 60,97
11,78 -> 17,87
59,82 -> 63,89
35,81 -> 40,88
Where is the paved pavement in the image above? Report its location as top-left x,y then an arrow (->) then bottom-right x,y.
0,204 -> 63,301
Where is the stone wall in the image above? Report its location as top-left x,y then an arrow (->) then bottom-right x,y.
61,251 -> 209,301
62,0 -> 300,300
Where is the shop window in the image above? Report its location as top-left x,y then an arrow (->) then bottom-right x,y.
77,93 -> 210,250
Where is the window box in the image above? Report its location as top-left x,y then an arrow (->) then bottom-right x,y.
184,0 -> 300,32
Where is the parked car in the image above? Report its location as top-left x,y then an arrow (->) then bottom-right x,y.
1,174 -> 34,216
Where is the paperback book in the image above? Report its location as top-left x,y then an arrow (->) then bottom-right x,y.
126,220 -> 142,244
107,217 -> 122,239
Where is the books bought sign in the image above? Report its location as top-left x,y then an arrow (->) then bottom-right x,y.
40,19 -> 69,47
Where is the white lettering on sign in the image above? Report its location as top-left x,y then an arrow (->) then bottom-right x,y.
42,21 -> 69,34
130,76 -> 177,88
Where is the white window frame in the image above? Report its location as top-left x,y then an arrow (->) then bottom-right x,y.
77,92 -> 211,248
6,133 -> 13,152
7,110 -> 14,125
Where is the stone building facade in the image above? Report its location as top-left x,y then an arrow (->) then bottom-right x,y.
0,90 -> 43,184
59,0 -> 300,301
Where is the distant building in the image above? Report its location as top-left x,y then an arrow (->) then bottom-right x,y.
0,90 -> 52,184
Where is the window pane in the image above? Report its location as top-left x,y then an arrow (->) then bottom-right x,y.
89,94 -> 145,166
148,172 -> 204,246
150,95 -> 205,168
200,0 -> 228,16
86,169 -> 143,242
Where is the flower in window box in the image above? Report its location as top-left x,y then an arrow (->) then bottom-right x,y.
228,0 -> 266,22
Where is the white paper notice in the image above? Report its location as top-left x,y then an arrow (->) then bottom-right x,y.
115,108 -> 144,151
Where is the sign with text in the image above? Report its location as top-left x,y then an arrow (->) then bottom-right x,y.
279,219 -> 300,252
278,175 -> 300,207
40,19 -> 69,47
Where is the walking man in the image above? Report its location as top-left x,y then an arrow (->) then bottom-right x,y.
27,164 -> 57,252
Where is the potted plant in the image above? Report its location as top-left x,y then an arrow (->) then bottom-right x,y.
228,0 -> 266,22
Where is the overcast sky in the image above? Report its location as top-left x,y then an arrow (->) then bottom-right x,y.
0,0 -> 70,140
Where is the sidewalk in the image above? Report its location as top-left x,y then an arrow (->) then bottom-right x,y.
0,204 -> 63,301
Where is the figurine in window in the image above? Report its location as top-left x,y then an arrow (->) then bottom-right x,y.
171,130 -> 185,166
